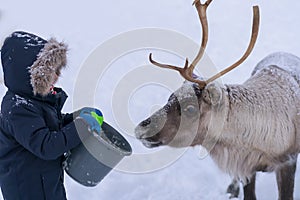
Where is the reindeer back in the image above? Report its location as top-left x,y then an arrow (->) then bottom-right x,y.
252,52 -> 300,85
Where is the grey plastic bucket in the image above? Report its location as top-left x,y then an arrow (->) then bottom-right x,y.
64,122 -> 132,187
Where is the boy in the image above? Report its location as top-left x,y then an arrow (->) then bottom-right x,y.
0,31 -> 101,200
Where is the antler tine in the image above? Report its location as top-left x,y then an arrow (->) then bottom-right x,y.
149,53 -> 207,88
149,53 -> 186,72
149,53 -> 191,80
206,6 -> 260,84
189,0 -> 213,74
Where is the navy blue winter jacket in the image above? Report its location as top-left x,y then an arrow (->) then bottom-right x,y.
0,31 -> 90,200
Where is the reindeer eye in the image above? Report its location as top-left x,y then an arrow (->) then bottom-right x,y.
183,105 -> 198,117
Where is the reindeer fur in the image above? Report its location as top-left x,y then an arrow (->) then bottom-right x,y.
135,52 -> 300,199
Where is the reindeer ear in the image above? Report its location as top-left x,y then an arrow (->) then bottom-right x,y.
202,83 -> 222,106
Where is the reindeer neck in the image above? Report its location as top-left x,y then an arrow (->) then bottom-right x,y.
218,67 -> 299,153
207,67 -> 300,182
222,80 -> 277,140
223,66 -> 299,134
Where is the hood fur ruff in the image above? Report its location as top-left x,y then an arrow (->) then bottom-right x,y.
29,38 -> 68,96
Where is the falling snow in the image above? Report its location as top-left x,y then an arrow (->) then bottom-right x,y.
1,1 -> 300,200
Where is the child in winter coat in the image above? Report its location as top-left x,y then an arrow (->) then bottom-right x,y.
0,31 -> 102,200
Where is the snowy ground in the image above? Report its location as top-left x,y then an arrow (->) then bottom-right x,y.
1,0 -> 300,199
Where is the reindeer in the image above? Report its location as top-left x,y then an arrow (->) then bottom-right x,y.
135,0 -> 300,199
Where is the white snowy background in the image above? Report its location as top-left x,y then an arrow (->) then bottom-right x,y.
1,0 -> 300,199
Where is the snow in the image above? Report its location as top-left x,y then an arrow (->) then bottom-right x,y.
13,94 -> 33,107
1,0 -> 300,199
253,52 -> 300,84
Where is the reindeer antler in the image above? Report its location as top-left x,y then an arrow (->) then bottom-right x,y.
190,0 -> 212,72
150,0 -> 213,88
206,6 -> 260,83
149,1 -> 260,89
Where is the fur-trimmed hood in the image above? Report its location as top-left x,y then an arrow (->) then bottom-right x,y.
1,31 -> 68,97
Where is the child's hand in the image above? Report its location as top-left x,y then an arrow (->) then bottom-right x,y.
80,107 -> 103,126
76,107 -> 104,134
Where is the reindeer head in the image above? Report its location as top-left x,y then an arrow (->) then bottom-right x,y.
135,0 -> 260,148
135,80 -> 229,148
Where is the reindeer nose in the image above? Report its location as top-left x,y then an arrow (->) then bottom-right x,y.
140,118 -> 151,127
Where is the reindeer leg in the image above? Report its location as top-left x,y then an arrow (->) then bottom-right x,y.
226,178 -> 240,198
243,173 -> 256,200
276,156 -> 297,200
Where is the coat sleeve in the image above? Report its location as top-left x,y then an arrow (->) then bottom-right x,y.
62,113 -> 74,126
62,109 -> 81,126
8,104 -> 90,160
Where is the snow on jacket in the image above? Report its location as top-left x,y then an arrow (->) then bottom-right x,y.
0,31 -> 90,200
